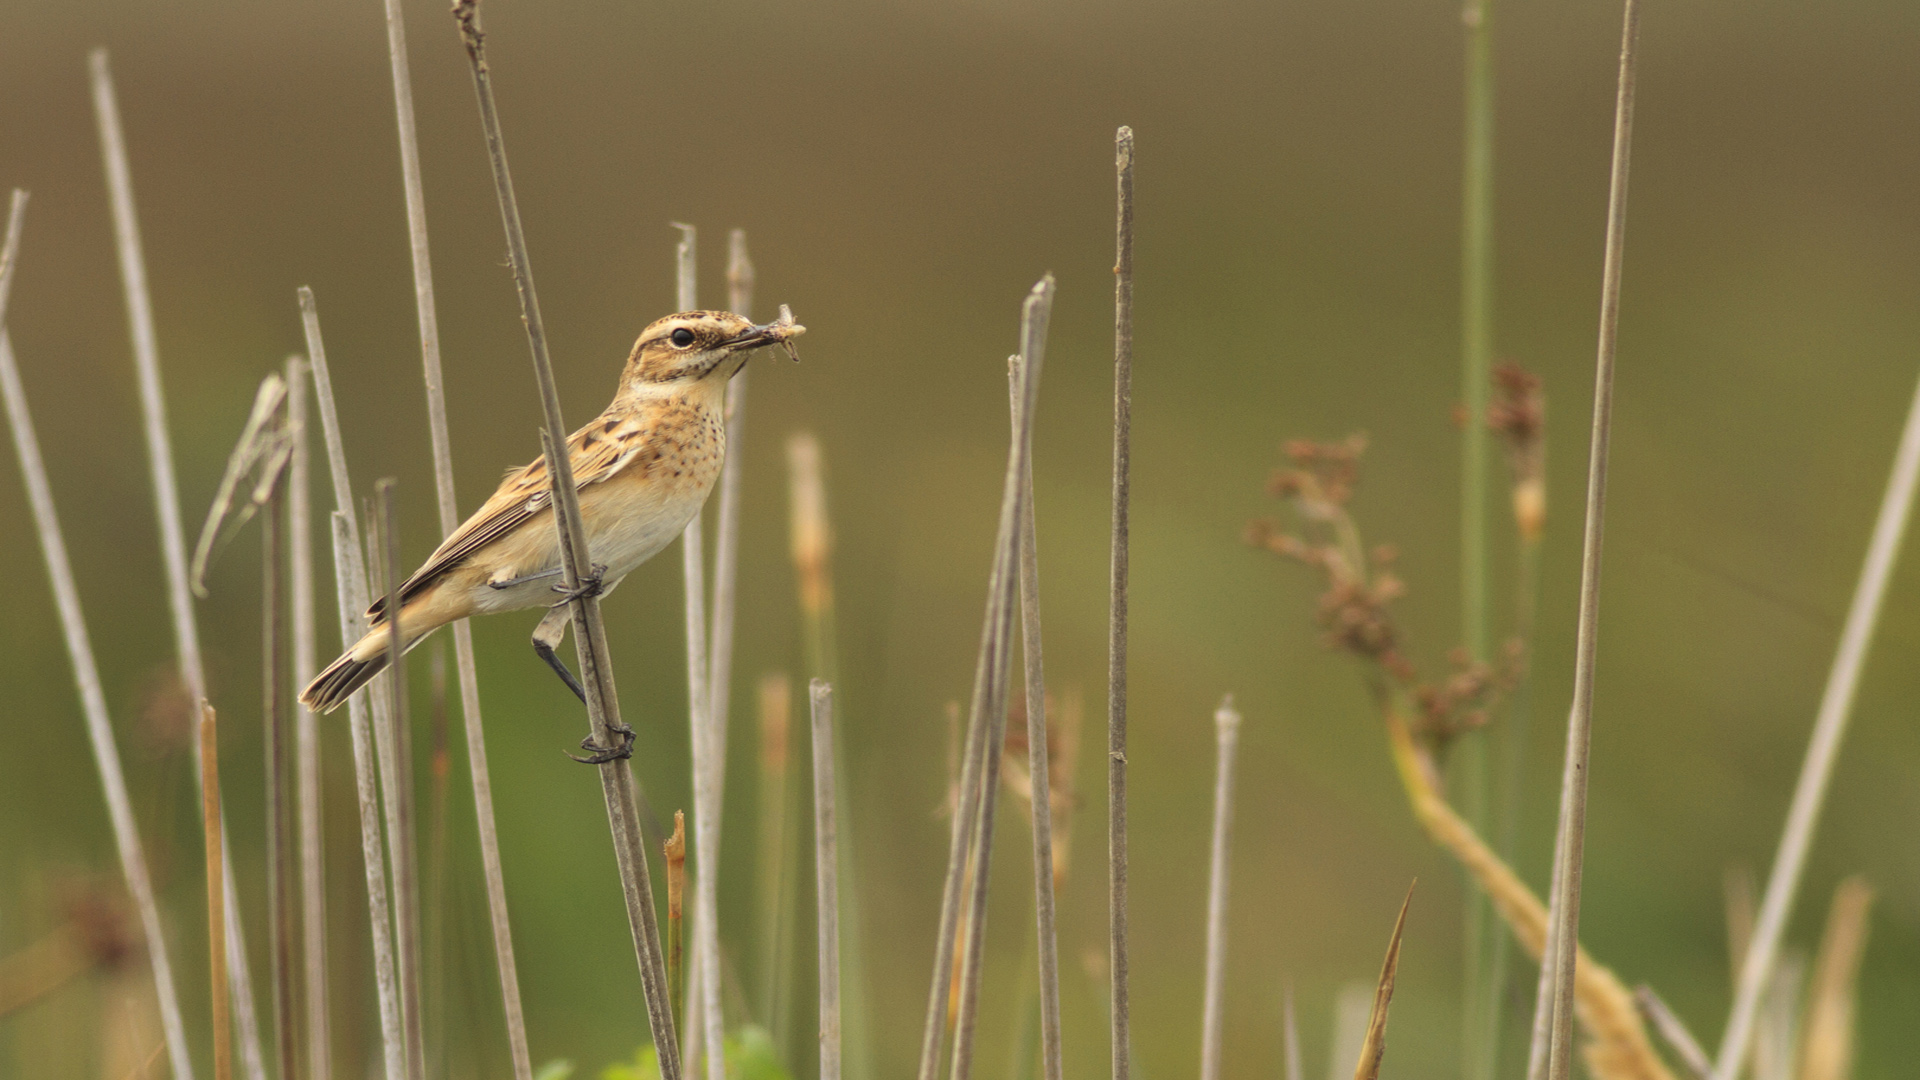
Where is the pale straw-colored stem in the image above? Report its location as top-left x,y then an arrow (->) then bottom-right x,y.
708,229 -> 754,750
264,470 -> 299,1080
304,291 -> 407,1078
1633,986 -> 1709,1079
285,354 -> 331,1080
1010,348 -> 1063,1080
89,52 -> 267,1079
378,2 -> 532,1072
372,481 -> 428,1080
0,323 -> 195,1080
1708,327 -> 1920,1080
453,5 -> 680,1070
1539,7 -> 1640,1076
202,704 -> 233,1080
1282,983 -> 1303,1080
1199,696 -> 1241,1080
1107,126 -> 1135,1080
811,680 -> 843,1080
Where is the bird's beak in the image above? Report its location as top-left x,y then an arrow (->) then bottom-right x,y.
725,304 -> 805,362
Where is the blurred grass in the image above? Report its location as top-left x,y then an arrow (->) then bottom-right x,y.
2,0 -> 1919,1076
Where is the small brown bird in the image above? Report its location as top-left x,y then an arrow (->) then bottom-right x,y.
301,308 -> 803,716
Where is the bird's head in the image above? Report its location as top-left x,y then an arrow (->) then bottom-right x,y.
619,307 -> 804,395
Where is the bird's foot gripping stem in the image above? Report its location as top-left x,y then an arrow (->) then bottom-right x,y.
569,723 -> 635,765
549,563 -> 609,605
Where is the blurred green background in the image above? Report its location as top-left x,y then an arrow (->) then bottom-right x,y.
3,0 -> 1919,1076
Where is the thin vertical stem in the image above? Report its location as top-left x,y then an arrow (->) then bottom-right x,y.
453,7 -> 680,1071
1540,4 -> 1640,1078
375,480 -> 428,1080
1282,983 -> 1303,1080
1458,0 -> 1502,1073
89,51 -> 266,1079
286,354 -> 330,1080
378,1 -> 532,1071
1012,348 -> 1062,1080
1107,126 -> 1135,1080
1199,696 -> 1241,1080
948,278 -> 1054,1080
709,230 -> 754,757
0,321 -> 195,1080
755,673 -> 795,1047
302,289 -> 407,1078
1708,295 -> 1920,1080
811,680 -> 842,1080
265,473 -> 299,1080
203,704 -> 233,1080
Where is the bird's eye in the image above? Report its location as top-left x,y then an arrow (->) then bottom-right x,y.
670,328 -> 696,348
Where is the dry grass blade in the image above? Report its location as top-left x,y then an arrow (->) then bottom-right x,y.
379,0 -> 532,1070
1632,986 -> 1709,1079
1711,347 -> 1920,1080
201,704 -> 232,1080
1540,3 -> 1640,1077
374,480 -> 428,1080
1108,124 -> 1135,1080
1796,877 -> 1873,1080
812,680 -> 843,1080
1351,884 -> 1415,1080
1,323 -> 196,1080
452,5 -> 680,1071
90,52 -> 267,1078
302,290 -> 408,1077
1199,695 -> 1241,1080
189,372 -> 290,595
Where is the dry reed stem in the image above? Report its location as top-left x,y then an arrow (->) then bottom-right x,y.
374,481 -> 428,1080
755,672 -> 795,1042
1199,696 -> 1241,1080
949,280 -> 1054,1080
1011,346 -> 1063,1080
301,288 -> 408,1076
285,355 -> 331,1080
708,229 -> 754,753
1282,983 -> 1303,1080
1711,371 -> 1920,1080
453,7 -> 680,1069
666,811 -> 687,1037
1107,125 -> 1135,1080
1795,877 -> 1872,1080
1384,711 -> 1675,1080
89,54 -> 267,1077
1540,3 -> 1640,1076
811,680 -> 843,1080
202,704 -> 232,1080
0,315 -> 196,1080
1632,986 -> 1709,1079
263,465 -> 298,1080
1350,884 -> 1414,1080
378,3 -> 533,1072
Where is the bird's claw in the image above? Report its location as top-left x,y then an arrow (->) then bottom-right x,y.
550,563 -> 609,605
568,723 -> 635,765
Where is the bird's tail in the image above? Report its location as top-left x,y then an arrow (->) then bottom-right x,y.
301,622 -> 432,714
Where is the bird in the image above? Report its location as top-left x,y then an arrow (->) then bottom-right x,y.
300,307 -> 803,726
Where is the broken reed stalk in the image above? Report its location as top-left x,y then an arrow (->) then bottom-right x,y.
1457,1 -> 1502,1075
452,6 -> 681,1071
755,672 -> 796,1047
202,704 -> 233,1080
264,463 -> 298,1080
1351,886 -> 1414,1080
666,812 -> 687,1037
1709,360 -> 1920,1079
917,277 -> 1054,1080
1012,349 -> 1063,1080
284,354 -> 331,1080
0,336 -> 195,1080
1538,4 -> 1640,1078
90,51 -> 268,1079
378,4 -> 534,1074
374,480 -> 429,1080
673,222 -> 727,1080
1108,125 -> 1136,1080
1199,696 -> 1241,1080
301,288 -> 408,1077
811,680 -> 843,1080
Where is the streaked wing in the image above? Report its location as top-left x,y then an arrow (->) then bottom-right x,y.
366,413 -> 649,621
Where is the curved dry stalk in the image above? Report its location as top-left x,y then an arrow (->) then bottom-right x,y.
1384,711 -> 1675,1080
452,5 -> 679,1071
90,54 -> 267,1077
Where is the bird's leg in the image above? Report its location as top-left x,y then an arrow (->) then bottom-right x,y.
549,562 -> 609,604
532,603 -> 635,763
488,567 -> 563,590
